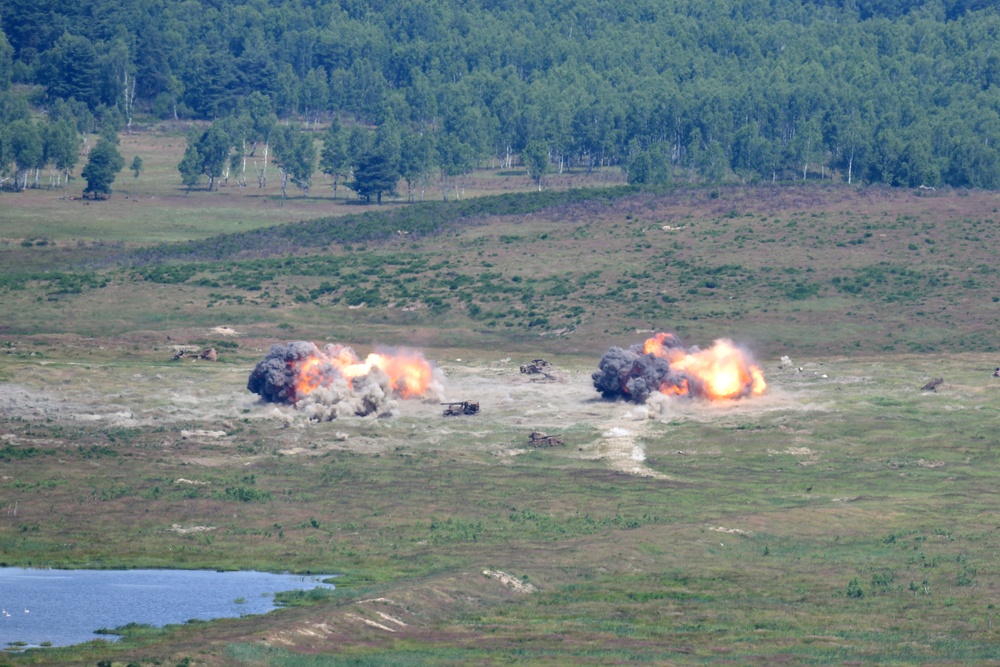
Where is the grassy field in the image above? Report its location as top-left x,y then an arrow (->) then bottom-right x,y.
2,131 -> 1000,665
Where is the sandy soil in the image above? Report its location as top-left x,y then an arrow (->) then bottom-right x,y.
0,353 -> 824,478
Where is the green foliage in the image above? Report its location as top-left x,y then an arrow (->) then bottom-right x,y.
177,142 -> 203,189
273,587 -> 337,607
180,123 -> 231,191
77,445 -> 118,459
0,270 -> 108,296
832,264 -> 942,302
320,118 -> 350,199
36,32 -> 99,106
399,130 -> 434,202
6,118 -> 42,191
43,119 -> 80,177
783,281 -> 820,300
0,29 -> 12,91
0,444 -> 48,460
219,486 -> 272,503
522,141 -> 550,190
349,148 -> 399,204
274,124 -> 317,195
137,264 -> 201,285
6,1 -> 1000,187
81,138 -> 124,195
628,142 -> 672,186
870,571 -> 895,593
94,622 -> 160,637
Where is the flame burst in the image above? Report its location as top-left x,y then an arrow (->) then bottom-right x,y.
312,348 -> 435,400
593,332 -> 766,403
291,345 -> 435,402
643,333 -> 766,400
248,341 -> 437,406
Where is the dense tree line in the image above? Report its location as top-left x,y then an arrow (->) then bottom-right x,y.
0,95 -> 84,190
3,0 -> 1000,188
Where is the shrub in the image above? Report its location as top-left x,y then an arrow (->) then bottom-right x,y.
219,486 -> 272,503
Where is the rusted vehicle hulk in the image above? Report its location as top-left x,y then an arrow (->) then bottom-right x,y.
442,401 -> 480,416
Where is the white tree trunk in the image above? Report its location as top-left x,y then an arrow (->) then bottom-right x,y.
256,142 -> 270,188
122,70 -> 137,135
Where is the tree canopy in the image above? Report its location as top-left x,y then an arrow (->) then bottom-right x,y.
6,0 -> 1000,187
81,138 -> 124,196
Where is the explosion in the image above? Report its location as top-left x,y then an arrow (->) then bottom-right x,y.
247,341 -> 441,418
593,332 -> 766,403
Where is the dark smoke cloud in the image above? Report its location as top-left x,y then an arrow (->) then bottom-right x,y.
247,341 -> 443,421
593,334 -> 712,403
594,333 -> 766,402
247,341 -> 322,404
592,345 -> 671,403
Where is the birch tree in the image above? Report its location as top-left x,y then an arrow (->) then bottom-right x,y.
522,140 -> 549,191
8,119 -> 42,191
43,120 -> 79,188
320,118 -> 350,199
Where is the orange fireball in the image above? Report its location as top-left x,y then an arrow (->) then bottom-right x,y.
293,355 -> 330,398
290,343 -> 435,402
644,333 -> 766,400
364,352 -> 435,398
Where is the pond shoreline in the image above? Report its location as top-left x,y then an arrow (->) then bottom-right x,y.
0,568 -> 337,650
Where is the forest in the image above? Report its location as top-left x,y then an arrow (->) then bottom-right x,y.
1,0 -> 1000,191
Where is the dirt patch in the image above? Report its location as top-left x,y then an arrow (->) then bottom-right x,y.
169,524 -> 217,534
261,572 -> 508,650
0,384 -> 81,420
769,446 -> 822,466
180,429 -> 228,439
708,525 -> 754,537
482,569 -> 536,593
592,419 -> 673,480
0,352 -> 826,480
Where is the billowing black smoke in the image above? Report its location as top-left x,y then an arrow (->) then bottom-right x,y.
592,345 -> 671,403
247,340 -> 445,421
594,332 -> 768,402
247,341 -> 324,404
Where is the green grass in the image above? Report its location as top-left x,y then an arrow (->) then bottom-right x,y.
5,353 -> 1000,664
6,172 -> 1000,665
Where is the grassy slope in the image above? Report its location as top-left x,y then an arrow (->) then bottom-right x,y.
3,177 -> 999,358
2,136 -> 1000,665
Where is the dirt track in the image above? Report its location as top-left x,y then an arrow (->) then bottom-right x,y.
0,351 -> 814,477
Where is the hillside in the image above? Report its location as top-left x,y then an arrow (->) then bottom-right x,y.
3,180 -> 1000,665
2,179 -> 999,359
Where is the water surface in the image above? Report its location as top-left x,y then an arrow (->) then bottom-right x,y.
0,568 -> 335,649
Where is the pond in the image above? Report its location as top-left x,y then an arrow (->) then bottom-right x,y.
0,568 -> 336,649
